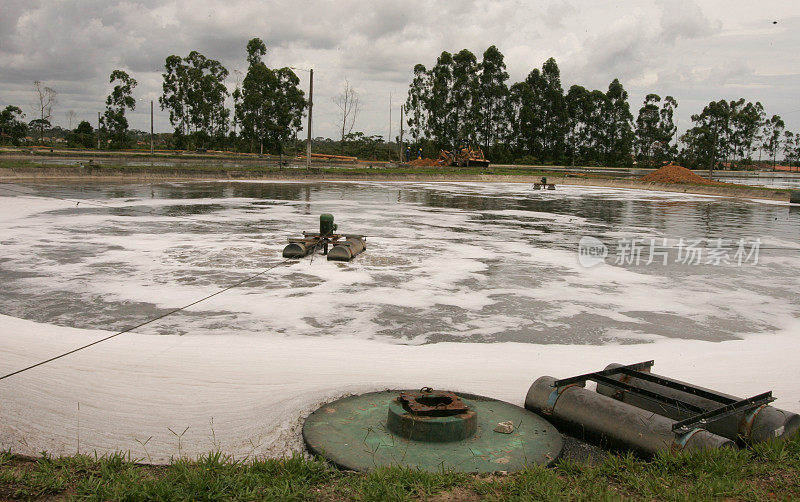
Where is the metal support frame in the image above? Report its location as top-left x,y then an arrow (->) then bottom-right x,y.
551,361 -> 775,434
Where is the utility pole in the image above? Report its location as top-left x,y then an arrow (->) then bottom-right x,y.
388,92 -> 392,158
306,68 -> 313,170
399,104 -> 404,163
97,111 -> 101,150
150,100 -> 154,155
709,124 -> 718,181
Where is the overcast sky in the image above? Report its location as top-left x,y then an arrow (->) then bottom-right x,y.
1,0 -> 799,140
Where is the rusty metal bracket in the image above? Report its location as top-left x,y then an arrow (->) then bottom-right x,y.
672,392 -> 775,433
398,389 -> 468,416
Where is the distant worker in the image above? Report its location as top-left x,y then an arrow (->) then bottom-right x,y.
405,147 -> 411,163
418,148 -> 422,159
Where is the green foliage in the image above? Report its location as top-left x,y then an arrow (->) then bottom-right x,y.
101,70 -> 137,149
477,46 -> 510,150
236,38 -> 306,155
784,131 -> 800,165
680,99 -> 774,169
635,94 -> 678,166
66,120 -> 95,148
0,105 -> 28,145
406,51 -> 638,166
160,51 -> 230,149
762,114 -> 785,166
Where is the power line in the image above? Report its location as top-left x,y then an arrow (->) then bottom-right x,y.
0,258 -> 291,381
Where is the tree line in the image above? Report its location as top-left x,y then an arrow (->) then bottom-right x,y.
404,46 -> 800,167
0,37 -> 308,153
2,42 -> 800,167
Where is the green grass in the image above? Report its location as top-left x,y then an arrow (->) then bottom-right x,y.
2,436 -> 799,501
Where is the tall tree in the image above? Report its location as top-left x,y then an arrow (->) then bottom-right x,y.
516,58 -> 567,161
635,94 -> 661,164
160,51 -> 229,148
332,80 -> 360,153
604,78 -> 633,166
730,100 -> 763,163
783,131 -> 799,165
565,85 -> 592,166
102,69 -> 137,149
427,51 -> 454,149
237,38 -> 306,154
682,100 -> 730,169
635,94 -> 677,165
32,81 -> 57,143
477,45 -> 510,150
0,105 -> 28,146
540,58 -> 567,160
450,49 -> 480,146
405,64 -> 429,144
762,115 -> 785,167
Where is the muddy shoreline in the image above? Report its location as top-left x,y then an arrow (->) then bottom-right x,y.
0,166 -> 791,202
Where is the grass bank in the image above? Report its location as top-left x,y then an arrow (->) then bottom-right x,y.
2,436 -> 799,501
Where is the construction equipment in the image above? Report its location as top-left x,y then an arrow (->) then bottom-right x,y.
439,146 -> 490,167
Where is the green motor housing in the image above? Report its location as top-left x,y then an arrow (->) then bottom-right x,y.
320,213 -> 337,235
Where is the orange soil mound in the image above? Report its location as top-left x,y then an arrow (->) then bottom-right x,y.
641,164 -> 727,185
407,158 -> 441,167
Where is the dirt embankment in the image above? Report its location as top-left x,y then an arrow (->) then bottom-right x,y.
640,164 -> 733,186
406,158 -> 441,167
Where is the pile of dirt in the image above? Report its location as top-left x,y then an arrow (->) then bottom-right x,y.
407,158 -> 442,167
641,164 -> 725,185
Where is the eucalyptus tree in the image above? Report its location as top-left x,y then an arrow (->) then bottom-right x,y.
682,100 -> 732,168
160,50 -> 229,147
540,58 -> 567,160
477,45 -> 510,150
762,115 -> 785,166
102,70 -> 137,149
515,58 -> 567,161
783,131 -> 799,165
237,38 -> 306,154
635,94 -> 677,165
635,94 -> 661,163
565,85 -> 591,165
450,49 -> 480,145
603,79 -> 634,166
427,51 -> 455,149
507,81 -> 531,154
404,64 -> 429,144
586,89 -> 611,164
730,100 -> 763,162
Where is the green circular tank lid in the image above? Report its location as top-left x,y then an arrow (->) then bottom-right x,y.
303,389 -> 563,472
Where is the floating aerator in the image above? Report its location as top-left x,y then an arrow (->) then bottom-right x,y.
282,214 -> 366,261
